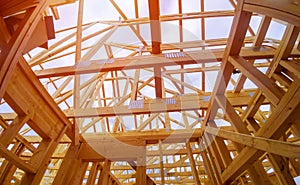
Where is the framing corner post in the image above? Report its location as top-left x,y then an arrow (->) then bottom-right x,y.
136,146 -> 147,185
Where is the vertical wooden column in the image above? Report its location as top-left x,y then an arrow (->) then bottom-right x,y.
136,146 -> 147,185
70,160 -> 89,185
178,0 -> 185,93
131,69 -> 140,100
98,159 -> 111,185
52,144 -> 82,185
134,0 -> 140,33
73,0 -> 84,146
159,140 -> 165,185
149,0 -> 162,98
199,140 -> 218,185
186,141 -> 201,185
148,0 -> 161,54
202,133 -> 222,184
86,162 -> 100,185
154,66 -> 162,98
268,154 -> 295,185
200,0 -> 206,115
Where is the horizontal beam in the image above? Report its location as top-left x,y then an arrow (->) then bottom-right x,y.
83,129 -> 202,161
1,90 -> 268,119
160,10 -> 235,21
114,171 -> 203,179
83,128 -> 203,145
63,90 -> 266,118
111,161 -> 206,171
108,37 -> 257,52
35,47 -> 286,78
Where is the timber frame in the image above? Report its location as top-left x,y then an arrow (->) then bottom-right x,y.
0,0 -> 299,184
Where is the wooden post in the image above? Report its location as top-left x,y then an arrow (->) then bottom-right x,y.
159,140 -> 165,185
186,141 -> 201,185
86,163 -> 101,185
52,144 -> 82,185
98,159 -> 111,185
136,146 -> 147,185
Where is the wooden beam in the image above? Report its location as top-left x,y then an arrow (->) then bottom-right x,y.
63,90 -> 267,118
215,95 -> 273,184
199,142 -> 218,185
127,161 -> 157,185
70,161 -> 89,185
86,163 -> 100,185
98,159 -> 111,185
52,144 -> 82,184
136,147 -> 147,185
131,69 -> 140,100
83,128 -> 203,145
109,0 -> 147,46
280,60 -> 300,79
229,56 -> 284,105
0,17 -> 11,45
0,142 -> 36,174
205,126 -> 300,159
241,23 -> 300,134
136,113 -> 160,131
0,116 -> 37,152
158,140 -> 165,185
34,47 -> 296,78
267,154 -> 296,185
0,142 -> 24,184
201,134 -> 222,184
186,141 -> 201,185
4,59 -> 73,140
0,1 -> 48,101
148,0 -> 161,54
154,66 -> 162,98
29,25 -> 116,66
243,0 -> 300,26
203,0 -> 253,125
0,0 -> 39,17
272,24 -> 300,63
221,79 -> 300,183
73,0 -> 85,146
0,115 -> 30,146
20,139 -> 60,184
234,15 -> 272,92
